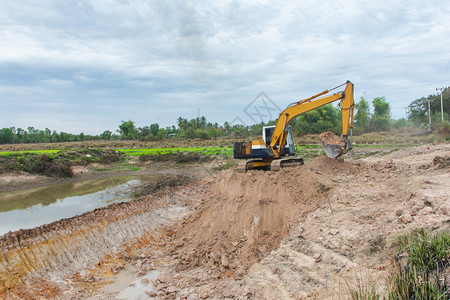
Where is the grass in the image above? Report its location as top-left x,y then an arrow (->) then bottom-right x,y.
0,149 -> 61,156
388,229 -> 449,299
348,229 -> 449,299
117,146 -> 233,157
395,229 -> 448,274
214,160 -> 238,171
347,277 -> 382,300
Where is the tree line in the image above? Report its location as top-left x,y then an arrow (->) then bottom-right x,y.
0,126 -> 92,144
1,89 -> 448,144
407,90 -> 449,129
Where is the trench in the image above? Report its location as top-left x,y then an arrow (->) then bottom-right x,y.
0,176 -> 196,295
0,174 -> 164,236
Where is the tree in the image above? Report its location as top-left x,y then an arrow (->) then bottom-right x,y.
408,97 -> 428,126
16,128 -> 25,143
44,128 -> 51,142
150,123 -> 159,137
117,120 -> 138,140
0,127 -> 15,144
371,97 -> 391,132
354,97 -> 370,132
137,126 -> 151,140
199,116 -> 207,128
372,97 -> 390,118
177,117 -> 188,130
392,118 -> 407,128
290,104 -> 339,135
101,130 -> 112,140
408,91 -> 449,126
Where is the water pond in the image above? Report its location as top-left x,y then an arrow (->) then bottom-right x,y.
0,174 -> 161,236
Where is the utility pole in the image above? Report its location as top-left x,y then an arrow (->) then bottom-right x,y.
436,87 -> 445,122
404,107 -> 409,123
426,98 -> 434,125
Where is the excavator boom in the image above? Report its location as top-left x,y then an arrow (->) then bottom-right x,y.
269,81 -> 354,158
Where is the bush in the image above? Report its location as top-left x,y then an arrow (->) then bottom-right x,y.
138,152 -> 212,164
436,121 -> 450,139
372,117 -> 391,132
45,160 -> 73,177
22,155 -> 49,174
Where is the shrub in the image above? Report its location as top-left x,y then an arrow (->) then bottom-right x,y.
45,161 -> 74,177
22,155 -> 48,174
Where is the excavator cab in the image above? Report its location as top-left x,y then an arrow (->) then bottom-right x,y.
233,125 -> 296,160
263,126 -> 295,156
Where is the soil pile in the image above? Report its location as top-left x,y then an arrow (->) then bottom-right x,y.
318,131 -> 343,145
170,163 -> 338,274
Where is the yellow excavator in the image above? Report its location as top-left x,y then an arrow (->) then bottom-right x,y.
233,81 -> 355,172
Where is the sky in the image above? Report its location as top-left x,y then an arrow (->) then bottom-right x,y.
1,0 -> 449,135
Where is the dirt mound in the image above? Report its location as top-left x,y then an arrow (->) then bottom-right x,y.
169,160 -> 355,275
307,155 -> 365,175
433,155 -> 450,169
318,131 -> 343,145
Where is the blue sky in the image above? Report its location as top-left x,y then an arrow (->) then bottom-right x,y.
1,0 -> 449,134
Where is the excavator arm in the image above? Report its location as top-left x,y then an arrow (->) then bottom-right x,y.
269,81 -> 354,158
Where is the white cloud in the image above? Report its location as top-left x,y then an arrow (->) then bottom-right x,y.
0,0 -> 449,133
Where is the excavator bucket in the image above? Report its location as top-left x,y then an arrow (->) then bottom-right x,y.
321,142 -> 344,159
318,132 -> 346,159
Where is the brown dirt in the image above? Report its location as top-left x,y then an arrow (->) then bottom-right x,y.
1,144 -> 449,299
318,131 -> 343,145
169,166 -> 325,273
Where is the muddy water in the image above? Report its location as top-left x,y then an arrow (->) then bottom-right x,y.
0,174 -> 161,235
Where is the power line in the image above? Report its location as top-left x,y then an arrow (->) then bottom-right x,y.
442,61 -> 450,86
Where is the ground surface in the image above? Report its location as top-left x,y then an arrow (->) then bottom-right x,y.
0,144 -> 449,299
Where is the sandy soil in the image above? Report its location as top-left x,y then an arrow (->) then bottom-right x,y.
1,144 -> 449,299
318,131 -> 343,145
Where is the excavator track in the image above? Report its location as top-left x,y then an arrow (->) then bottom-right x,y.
270,158 -> 304,171
237,160 -> 249,173
237,158 -> 304,173
237,159 -> 271,173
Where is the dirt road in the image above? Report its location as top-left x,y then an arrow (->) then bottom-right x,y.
1,144 -> 449,299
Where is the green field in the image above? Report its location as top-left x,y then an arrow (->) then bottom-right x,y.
0,143 -> 413,158
117,146 -> 234,156
0,149 -> 61,156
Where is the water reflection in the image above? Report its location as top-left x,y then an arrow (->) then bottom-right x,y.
0,175 -> 159,235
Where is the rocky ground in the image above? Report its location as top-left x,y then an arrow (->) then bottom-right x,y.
1,144 -> 449,299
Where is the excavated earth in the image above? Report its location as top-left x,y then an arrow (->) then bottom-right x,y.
1,144 -> 449,299
318,131 -> 344,146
